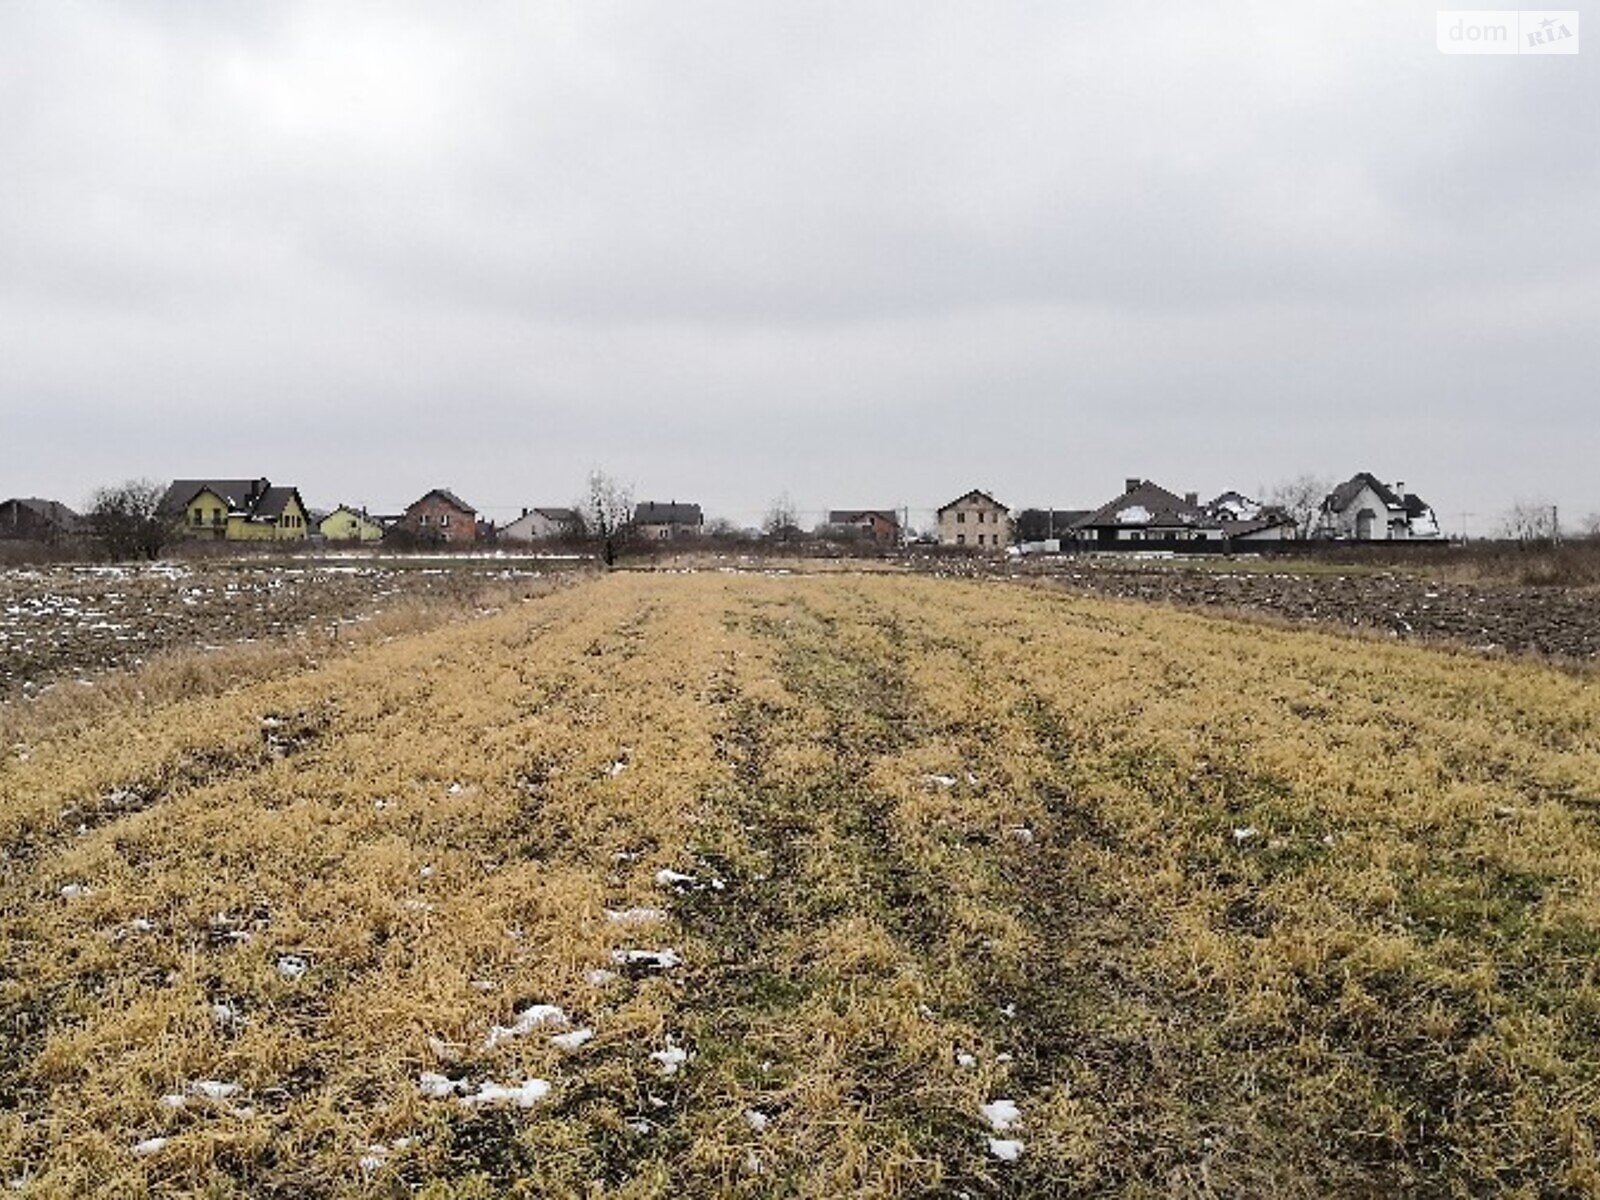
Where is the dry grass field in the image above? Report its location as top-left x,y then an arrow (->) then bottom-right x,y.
3,570 -> 1600,1197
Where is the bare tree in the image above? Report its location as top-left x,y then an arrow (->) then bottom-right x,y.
1264,474 -> 1332,540
1581,512 -> 1600,540
1500,500 -> 1559,545
762,493 -> 802,543
579,469 -> 633,566
87,479 -> 172,561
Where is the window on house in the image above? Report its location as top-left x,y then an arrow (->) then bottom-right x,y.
957,512 -> 966,523
957,533 -> 966,545
977,511 -> 985,523
192,510 -> 202,525
441,513 -> 450,526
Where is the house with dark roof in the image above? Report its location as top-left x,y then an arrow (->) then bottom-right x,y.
825,509 -> 901,546
160,478 -> 310,541
1015,509 -> 1091,546
634,501 -> 703,540
1069,479 -> 1224,545
402,488 -> 478,545
0,498 -> 82,543
501,507 -> 581,542
937,489 -> 1010,549
1204,491 -> 1297,541
1318,473 -> 1440,540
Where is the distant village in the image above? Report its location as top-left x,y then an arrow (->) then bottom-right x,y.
0,471 -> 1445,554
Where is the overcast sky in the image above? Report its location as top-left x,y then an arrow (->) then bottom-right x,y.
1,2 -> 1594,533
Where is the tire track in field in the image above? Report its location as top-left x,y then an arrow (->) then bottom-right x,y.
658,583 -> 1024,1195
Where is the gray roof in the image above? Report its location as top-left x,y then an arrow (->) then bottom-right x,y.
250,486 -> 303,521
160,478 -> 269,515
937,489 -> 1008,515
408,488 -> 477,515
1,497 -> 81,533
532,507 -> 578,522
1323,472 -> 1405,514
634,501 -> 703,525
1073,479 -> 1213,530
828,509 -> 899,525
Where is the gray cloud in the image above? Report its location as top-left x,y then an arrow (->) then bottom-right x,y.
1,1 -> 1595,532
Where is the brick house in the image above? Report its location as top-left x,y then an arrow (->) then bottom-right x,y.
937,490 -> 1011,549
402,488 -> 478,545
826,509 -> 901,546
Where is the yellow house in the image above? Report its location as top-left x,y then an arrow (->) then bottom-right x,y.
319,505 -> 385,542
161,478 -> 310,541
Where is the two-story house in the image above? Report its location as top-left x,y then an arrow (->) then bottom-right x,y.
161,478 -> 310,541
937,490 -> 1011,548
1319,473 -> 1440,540
634,501 -> 703,541
402,489 -> 478,544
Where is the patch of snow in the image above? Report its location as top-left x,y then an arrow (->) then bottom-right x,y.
956,1051 -> 977,1069
980,1099 -> 1021,1132
459,1078 -> 551,1109
210,1001 -> 243,1028
130,917 -> 157,933
585,968 -> 619,986
1116,504 -> 1152,524
989,1138 -> 1025,1162
1232,826 -> 1259,844
186,1080 -> 241,1102
484,1003 -> 568,1050
276,954 -> 309,980
744,1108 -> 770,1132
611,947 -> 683,971
418,1072 -> 462,1099
923,774 -> 957,788
1006,826 -> 1034,845
132,1136 -> 168,1157
550,1027 -> 594,1052
59,883 -> 91,900
651,1043 -> 689,1076
606,906 -> 666,926
654,868 -> 696,889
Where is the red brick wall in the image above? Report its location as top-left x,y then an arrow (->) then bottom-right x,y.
405,495 -> 477,544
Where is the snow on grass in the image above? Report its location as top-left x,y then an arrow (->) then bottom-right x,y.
584,968 -> 618,986
980,1099 -> 1021,1132
651,1042 -> 689,1077
58,883 -> 91,900
744,1108 -> 770,1132
458,1078 -> 552,1109
418,1072 -> 460,1099
988,1138 -> 1025,1162
132,1137 -> 168,1157
483,1003 -> 567,1050
275,954 -> 309,980
549,1027 -> 594,1051
611,947 -> 683,971
653,868 -> 696,889
605,906 -> 666,926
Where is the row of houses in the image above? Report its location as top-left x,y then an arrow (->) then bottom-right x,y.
925,471 -> 1441,549
2,471 -> 1441,549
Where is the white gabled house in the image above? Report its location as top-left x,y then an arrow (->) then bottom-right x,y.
1318,473 -> 1440,540
501,507 -> 580,542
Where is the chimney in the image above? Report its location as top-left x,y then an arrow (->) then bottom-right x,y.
1125,477 -> 1141,493
1184,492 -> 1198,508
1394,480 -> 1406,503
522,507 -> 529,518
